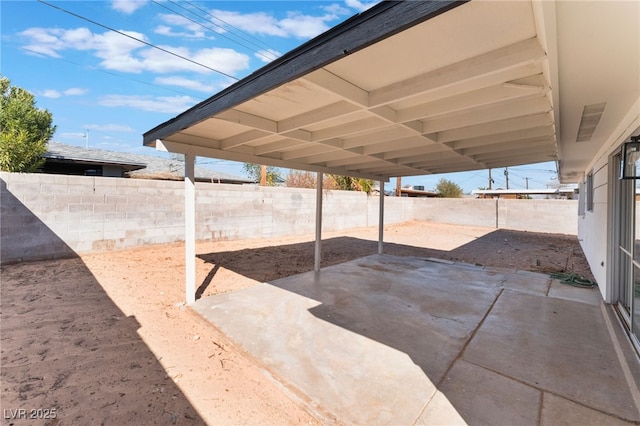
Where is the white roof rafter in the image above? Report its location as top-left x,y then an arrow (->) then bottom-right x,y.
144,0 -> 640,183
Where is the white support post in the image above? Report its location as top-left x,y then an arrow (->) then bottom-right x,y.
314,172 -> 323,272
378,180 -> 384,254
184,152 -> 196,304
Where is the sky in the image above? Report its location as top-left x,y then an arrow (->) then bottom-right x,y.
1,0 -> 561,193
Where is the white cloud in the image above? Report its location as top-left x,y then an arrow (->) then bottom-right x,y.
91,30 -> 148,73
111,0 -> 148,14
60,132 -> 86,139
41,89 -> 62,99
345,0 -> 380,12
40,87 -> 87,98
255,49 -> 281,63
99,94 -> 199,114
20,27 -> 67,57
138,46 -> 249,75
206,11 -> 283,37
19,26 -> 250,76
279,12 -> 332,38
20,27 -> 143,61
85,124 -> 135,132
154,76 -> 221,93
325,3 -> 351,16
208,8 -> 338,39
154,14 -> 207,39
64,88 -> 87,96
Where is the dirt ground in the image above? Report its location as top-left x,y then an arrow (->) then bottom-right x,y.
0,221 -> 595,425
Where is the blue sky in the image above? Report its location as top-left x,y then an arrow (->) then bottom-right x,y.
2,0 -> 560,192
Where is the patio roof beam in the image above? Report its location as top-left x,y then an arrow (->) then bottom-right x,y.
253,139 -> 311,156
432,111 -> 554,143
460,137 -> 555,157
278,143 -> 342,161
277,101 -> 361,133
422,95 -> 552,134
156,139 -> 388,181
395,82 -> 548,123
368,37 -> 545,108
219,129 -> 272,150
445,125 -> 555,150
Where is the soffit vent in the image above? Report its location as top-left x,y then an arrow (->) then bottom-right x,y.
576,102 -> 606,142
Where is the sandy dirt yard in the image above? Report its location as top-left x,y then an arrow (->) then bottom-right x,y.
1,221 -> 594,425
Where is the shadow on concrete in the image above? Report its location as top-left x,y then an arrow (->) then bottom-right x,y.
0,179 -> 203,424
193,230 -> 634,424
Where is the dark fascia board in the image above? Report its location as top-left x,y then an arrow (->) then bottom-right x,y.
44,157 -> 146,171
143,0 -> 466,146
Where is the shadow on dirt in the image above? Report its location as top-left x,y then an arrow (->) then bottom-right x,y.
197,229 -> 592,285
1,178 -> 203,424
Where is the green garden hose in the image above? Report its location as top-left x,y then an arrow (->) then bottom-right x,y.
550,272 -> 597,288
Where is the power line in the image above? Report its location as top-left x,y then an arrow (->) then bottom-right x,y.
181,0 -> 278,54
37,0 -> 239,80
154,0 -> 278,62
507,170 -> 549,187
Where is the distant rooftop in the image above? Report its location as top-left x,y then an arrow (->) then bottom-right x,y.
471,186 -> 578,199
472,188 -> 577,195
44,142 -> 252,184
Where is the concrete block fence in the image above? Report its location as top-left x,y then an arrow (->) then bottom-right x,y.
0,172 -> 578,263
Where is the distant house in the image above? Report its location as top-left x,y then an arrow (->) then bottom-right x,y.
42,142 -> 146,177
398,187 -> 438,198
42,142 -> 252,184
472,188 -> 578,200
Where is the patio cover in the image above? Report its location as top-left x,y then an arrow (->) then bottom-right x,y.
143,0 -> 640,302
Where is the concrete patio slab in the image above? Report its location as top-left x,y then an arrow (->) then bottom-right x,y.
464,290 -> 640,422
540,393 -> 636,426
192,254 -> 640,424
420,359 -> 541,425
548,278 -> 602,306
500,269 -> 552,296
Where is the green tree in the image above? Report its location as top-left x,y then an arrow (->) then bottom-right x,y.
243,163 -> 282,186
436,178 -> 463,198
0,76 -> 55,172
329,175 -> 374,193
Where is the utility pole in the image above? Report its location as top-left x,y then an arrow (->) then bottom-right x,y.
396,176 -> 402,196
488,169 -> 493,189
504,167 -> 509,189
524,177 -> 530,189
85,129 -> 89,149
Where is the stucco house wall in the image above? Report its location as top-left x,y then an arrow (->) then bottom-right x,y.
577,156 -> 610,300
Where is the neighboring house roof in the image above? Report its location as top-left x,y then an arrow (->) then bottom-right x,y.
44,142 -> 252,184
44,141 -> 146,172
143,1 -> 639,185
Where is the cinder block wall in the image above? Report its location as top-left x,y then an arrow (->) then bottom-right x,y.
414,198 -> 498,227
411,197 -> 578,234
0,172 -> 578,263
1,173 -> 186,262
195,184 -> 381,241
498,199 -> 578,234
